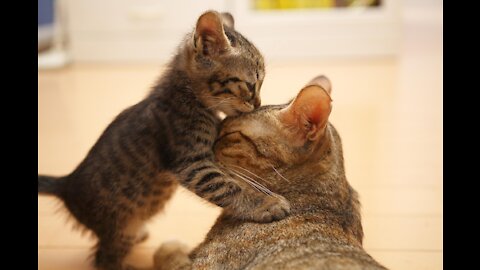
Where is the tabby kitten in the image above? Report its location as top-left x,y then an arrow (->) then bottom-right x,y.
154,76 -> 388,270
37,11 -> 290,270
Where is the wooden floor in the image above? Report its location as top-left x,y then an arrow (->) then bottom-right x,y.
38,7 -> 442,270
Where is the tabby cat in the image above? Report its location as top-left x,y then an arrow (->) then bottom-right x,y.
153,76 -> 388,270
37,11 -> 290,270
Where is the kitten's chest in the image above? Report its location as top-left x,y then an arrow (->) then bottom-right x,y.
174,110 -> 220,136
166,107 -> 220,153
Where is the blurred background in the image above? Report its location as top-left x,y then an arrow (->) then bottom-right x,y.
38,0 -> 401,64
38,0 -> 442,269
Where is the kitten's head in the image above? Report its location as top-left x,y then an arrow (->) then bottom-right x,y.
183,11 -> 265,116
214,75 -> 334,187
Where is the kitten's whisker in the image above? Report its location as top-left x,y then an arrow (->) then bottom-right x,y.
228,164 -> 272,185
205,98 -> 235,110
199,94 -> 235,101
270,165 -> 291,183
200,95 -> 234,100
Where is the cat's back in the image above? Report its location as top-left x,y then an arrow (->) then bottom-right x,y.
250,252 -> 387,270
190,213 -> 386,270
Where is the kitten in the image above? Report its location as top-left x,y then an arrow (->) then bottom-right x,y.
38,11 -> 290,270
154,75 -> 388,270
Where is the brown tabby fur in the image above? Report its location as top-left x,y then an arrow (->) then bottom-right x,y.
37,11 -> 291,270
153,76 -> 388,270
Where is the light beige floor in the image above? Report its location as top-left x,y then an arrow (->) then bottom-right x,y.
38,8 -> 442,270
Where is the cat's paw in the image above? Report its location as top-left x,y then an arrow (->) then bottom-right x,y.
153,241 -> 191,270
251,195 -> 291,223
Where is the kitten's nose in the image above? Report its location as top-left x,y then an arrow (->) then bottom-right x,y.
253,96 -> 261,108
246,82 -> 256,93
247,82 -> 260,108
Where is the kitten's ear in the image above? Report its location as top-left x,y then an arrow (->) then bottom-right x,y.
280,85 -> 332,142
220,12 -> 235,29
194,11 -> 231,56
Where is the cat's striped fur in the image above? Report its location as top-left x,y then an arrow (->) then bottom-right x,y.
154,76 -> 388,270
37,11 -> 290,270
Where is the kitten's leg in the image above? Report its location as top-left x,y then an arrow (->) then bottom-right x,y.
153,241 -> 191,270
178,160 -> 290,223
94,172 -> 178,269
94,221 -> 145,270
95,235 -> 134,270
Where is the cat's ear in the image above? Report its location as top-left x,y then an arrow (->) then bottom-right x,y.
306,75 -> 332,95
280,84 -> 332,142
220,12 -> 235,29
194,11 -> 231,57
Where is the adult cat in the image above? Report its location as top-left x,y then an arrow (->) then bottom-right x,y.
154,76 -> 388,270
38,11 -> 289,270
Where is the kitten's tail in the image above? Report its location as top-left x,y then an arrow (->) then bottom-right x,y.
38,175 -> 64,196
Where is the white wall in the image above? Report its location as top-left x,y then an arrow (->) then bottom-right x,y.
63,0 -> 403,63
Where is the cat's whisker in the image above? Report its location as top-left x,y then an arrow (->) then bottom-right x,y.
228,168 -> 274,196
228,164 -> 273,185
270,165 -> 291,183
232,171 -> 271,195
221,166 -> 258,187
234,171 -> 278,199
229,170 -> 266,195
230,168 -> 271,191
228,169 -> 274,196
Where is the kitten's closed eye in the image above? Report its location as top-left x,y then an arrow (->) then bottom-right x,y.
206,76 -> 260,115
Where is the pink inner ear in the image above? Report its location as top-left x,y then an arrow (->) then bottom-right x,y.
197,12 -> 224,40
280,85 -> 332,142
309,103 -> 325,125
296,86 -> 332,125
200,21 -> 220,37
195,12 -> 229,54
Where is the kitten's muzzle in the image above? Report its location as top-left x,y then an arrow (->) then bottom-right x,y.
246,81 -> 260,109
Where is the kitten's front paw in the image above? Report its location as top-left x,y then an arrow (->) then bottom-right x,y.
154,241 -> 191,270
251,195 -> 291,223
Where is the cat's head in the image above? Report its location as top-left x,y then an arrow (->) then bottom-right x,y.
215,80 -> 362,240
214,75 -> 336,191
183,11 -> 265,116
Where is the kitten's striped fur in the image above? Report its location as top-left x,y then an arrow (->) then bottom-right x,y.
38,11 -> 290,270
